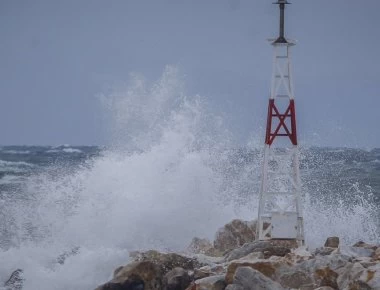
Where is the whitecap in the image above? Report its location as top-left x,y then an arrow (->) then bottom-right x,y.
0,175 -> 25,185
0,160 -> 34,167
2,150 -> 31,155
62,148 -> 82,154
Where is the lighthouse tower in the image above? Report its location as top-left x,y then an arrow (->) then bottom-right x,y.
256,0 -> 304,245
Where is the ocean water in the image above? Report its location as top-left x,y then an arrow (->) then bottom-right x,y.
0,67 -> 379,289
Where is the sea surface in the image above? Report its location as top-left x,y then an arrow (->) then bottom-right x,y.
0,67 -> 379,289
0,145 -> 379,289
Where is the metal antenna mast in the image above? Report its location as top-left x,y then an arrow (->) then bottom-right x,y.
256,0 -> 305,245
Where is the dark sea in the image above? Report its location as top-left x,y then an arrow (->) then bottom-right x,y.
0,145 -> 380,250
0,145 -> 379,289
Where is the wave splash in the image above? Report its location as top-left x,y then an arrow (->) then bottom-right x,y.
0,66 -> 378,289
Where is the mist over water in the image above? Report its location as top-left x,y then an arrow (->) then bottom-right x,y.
0,66 -> 378,289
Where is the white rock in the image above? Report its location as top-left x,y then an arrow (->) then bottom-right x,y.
192,254 -> 225,265
233,266 -> 285,290
238,251 -> 264,261
357,264 -> 380,289
291,246 -> 312,258
336,262 -> 365,289
225,285 -> 244,290
195,275 -> 226,290
334,246 -> 374,258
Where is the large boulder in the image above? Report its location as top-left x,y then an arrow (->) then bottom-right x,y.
225,240 -> 294,262
163,267 -> 191,290
277,270 -> 313,289
335,246 -> 375,258
352,241 -> 378,250
194,275 -> 226,290
324,237 -> 339,248
96,251 -> 204,290
192,264 -> 226,281
185,276 -> 226,290
313,266 -> 339,289
226,257 -> 288,284
295,254 -> 351,289
231,266 -> 285,290
133,250 -> 203,272
187,238 -> 215,255
95,260 -> 161,290
355,263 -> 380,289
336,262 -> 366,290
314,247 -> 335,257
213,219 -> 256,253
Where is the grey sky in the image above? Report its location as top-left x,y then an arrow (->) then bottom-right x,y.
0,0 -> 379,147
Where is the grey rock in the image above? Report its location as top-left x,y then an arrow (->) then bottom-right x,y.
239,252 -> 264,261
95,261 -> 163,290
356,263 -> 380,289
314,247 -> 335,256
278,270 -> 313,289
337,246 -> 374,258
297,254 -> 351,273
324,237 -> 339,248
100,279 -> 144,290
193,267 -> 211,280
225,285 -> 244,290
336,262 -> 365,290
213,219 -> 256,253
225,241 -> 268,261
163,267 -> 191,290
233,266 -> 285,290
187,238 -> 214,255
225,241 -> 291,262
294,254 -> 351,289
352,241 -> 378,250
4,269 -> 24,290
194,275 -> 226,290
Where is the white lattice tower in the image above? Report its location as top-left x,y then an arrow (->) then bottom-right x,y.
256,0 -> 304,245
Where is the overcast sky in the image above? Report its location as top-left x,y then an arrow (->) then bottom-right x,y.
0,0 -> 379,148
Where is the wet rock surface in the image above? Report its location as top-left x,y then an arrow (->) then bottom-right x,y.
324,237 -> 340,248
163,267 -> 190,290
213,219 -> 256,253
94,219 -> 380,290
4,269 -> 24,290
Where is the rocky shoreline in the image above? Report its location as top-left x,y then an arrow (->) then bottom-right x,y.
3,219 -> 379,290
94,219 -> 380,290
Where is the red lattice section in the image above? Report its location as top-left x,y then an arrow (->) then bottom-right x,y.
265,99 -> 297,146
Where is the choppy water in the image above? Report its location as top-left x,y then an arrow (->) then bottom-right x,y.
0,67 -> 379,289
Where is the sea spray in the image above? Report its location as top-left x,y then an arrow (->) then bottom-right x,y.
0,66 -> 378,289
0,66 -> 241,289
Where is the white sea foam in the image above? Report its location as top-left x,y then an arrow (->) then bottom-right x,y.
62,148 -> 82,153
0,175 -> 25,185
2,150 -> 31,155
0,66 -> 378,289
0,160 -> 34,173
0,160 -> 34,167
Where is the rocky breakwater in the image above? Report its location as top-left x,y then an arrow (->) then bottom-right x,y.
95,219 -> 380,290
